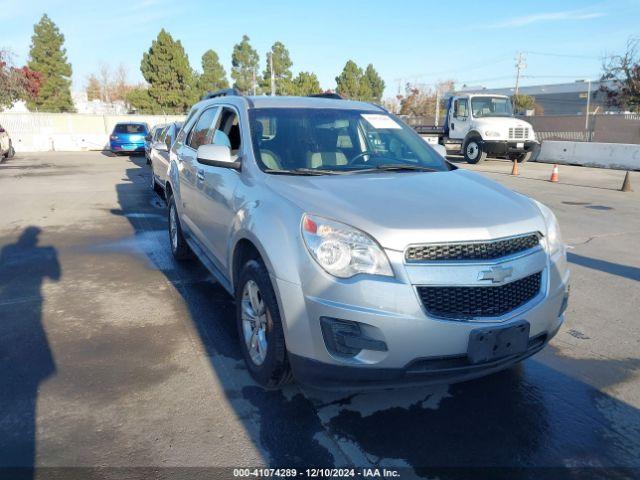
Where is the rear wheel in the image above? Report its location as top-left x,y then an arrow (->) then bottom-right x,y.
464,137 -> 487,164
236,259 -> 292,389
168,195 -> 191,260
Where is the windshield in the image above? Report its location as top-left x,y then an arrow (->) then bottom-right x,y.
471,97 -> 513,118
114,124 -> 147,134
248,108 -> 450,174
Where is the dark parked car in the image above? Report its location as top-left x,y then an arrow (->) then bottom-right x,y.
109,122 -> 149,155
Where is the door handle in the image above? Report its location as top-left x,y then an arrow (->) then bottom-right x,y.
196,169 -> 205,181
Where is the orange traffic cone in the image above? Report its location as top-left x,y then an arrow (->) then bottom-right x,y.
511,160 -> 519,176
549,164 -> 559,183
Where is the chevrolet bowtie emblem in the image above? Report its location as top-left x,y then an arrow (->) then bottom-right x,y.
478,266 -> 513,283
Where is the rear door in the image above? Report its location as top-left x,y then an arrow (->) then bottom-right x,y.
193,106 -> 242,269
176,106 -> 220,242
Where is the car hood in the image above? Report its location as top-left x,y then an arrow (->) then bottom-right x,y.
265,169 -> 546,251
474,117 -> 533,129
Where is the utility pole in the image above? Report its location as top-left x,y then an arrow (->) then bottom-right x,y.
514,52 -> 526,99
585,79 -> 592,131
269,53 -> 275,96
435,87 -> 440,127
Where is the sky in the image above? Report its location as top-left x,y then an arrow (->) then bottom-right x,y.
1,0 -> 639,98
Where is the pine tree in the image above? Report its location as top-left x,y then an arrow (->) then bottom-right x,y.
261,41 -> 293,95
231,35 -> 260,94
290,72 -> 321,96
363,64 -> 385,103
198,50 -> 229,96
335,60 -> 371,101
27,14 -> 74,112
140,29 -> 197,114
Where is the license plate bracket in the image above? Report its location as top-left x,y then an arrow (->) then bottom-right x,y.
467,320 -> 530,364
516,142 -> 524,149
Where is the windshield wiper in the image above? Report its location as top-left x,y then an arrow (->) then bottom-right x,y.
349,164 -> 439,173
264,168 -> 341,176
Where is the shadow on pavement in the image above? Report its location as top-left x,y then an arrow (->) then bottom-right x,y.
0,227 -> 61,478
568,252 -> 640,282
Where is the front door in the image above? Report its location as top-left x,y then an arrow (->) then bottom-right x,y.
448,98 -> 470,140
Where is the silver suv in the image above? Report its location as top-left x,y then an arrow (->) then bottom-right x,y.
166,90 -> 570,389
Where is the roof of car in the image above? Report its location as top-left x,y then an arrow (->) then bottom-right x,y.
115,121 -> 148,126
197,95 -> 385,112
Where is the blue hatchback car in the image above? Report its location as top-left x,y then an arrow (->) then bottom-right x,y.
109,122 -> 149,155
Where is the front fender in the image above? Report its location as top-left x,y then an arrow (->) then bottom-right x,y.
227,196 -> 305,289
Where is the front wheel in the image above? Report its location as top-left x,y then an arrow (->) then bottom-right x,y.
463,138 -> 487,164
168,195 -> 191,260
236,259 -> 292,389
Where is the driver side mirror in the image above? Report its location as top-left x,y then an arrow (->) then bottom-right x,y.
197,144 -> 240,170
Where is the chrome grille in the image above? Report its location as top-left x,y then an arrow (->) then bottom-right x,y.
406,233 -> 541,262
417,272 -> 542,319
508,127 -> 529,139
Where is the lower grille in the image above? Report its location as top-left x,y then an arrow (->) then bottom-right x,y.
417,272 -> 542,319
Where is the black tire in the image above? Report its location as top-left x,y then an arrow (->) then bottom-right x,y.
8,144 -> 14,158
236,259 -> 292,389
149,162 -> 163,195
463,137 -> 487,164
516,152 -> 532,163
167,195 -> 191,260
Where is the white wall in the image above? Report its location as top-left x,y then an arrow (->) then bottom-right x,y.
537,141 -> 640,171
0,112 -> 185,152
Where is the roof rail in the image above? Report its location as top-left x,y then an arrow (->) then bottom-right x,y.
202,88 -> 242,100
307,93 -> 343,100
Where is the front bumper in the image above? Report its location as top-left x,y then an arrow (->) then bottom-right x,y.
275,247 -> 569,389
483,140 -> 539,156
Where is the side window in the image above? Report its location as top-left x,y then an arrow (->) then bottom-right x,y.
187,107 -> 219,150
455,99 -> 468,118
212,107 -> 242,156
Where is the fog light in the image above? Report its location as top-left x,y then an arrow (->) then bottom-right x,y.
320,317 -> 387,357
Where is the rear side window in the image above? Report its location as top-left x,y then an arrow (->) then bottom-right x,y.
114,124 -> 147,134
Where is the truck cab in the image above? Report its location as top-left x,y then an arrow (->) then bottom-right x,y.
424,94 -> 539,164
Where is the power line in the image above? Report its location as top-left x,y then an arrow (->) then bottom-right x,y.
525,51 -> 601,60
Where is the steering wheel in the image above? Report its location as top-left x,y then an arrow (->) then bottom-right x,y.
348,151 -> 378,165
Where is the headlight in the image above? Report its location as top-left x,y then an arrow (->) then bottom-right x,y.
533,200 -> 563,255
301,214 -> 393,278
485,130 -> 501,138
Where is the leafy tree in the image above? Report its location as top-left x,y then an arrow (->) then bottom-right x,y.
600,37 -> 640,112
363,64 -> 385,103
512,94 -> 536,113
86,74 -> 101,101
139,29 -> 197,113
335,60 -> 371,101
290,71 -> 322,96
27,14 -> 74,112
126,86 -> 156,114
231,35 -> 260,94
198,50 -> 229,96
261,41 -> 293,95
1,50 -> 42,109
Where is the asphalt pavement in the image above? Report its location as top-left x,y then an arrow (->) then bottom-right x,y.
0,152 -> 638,480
